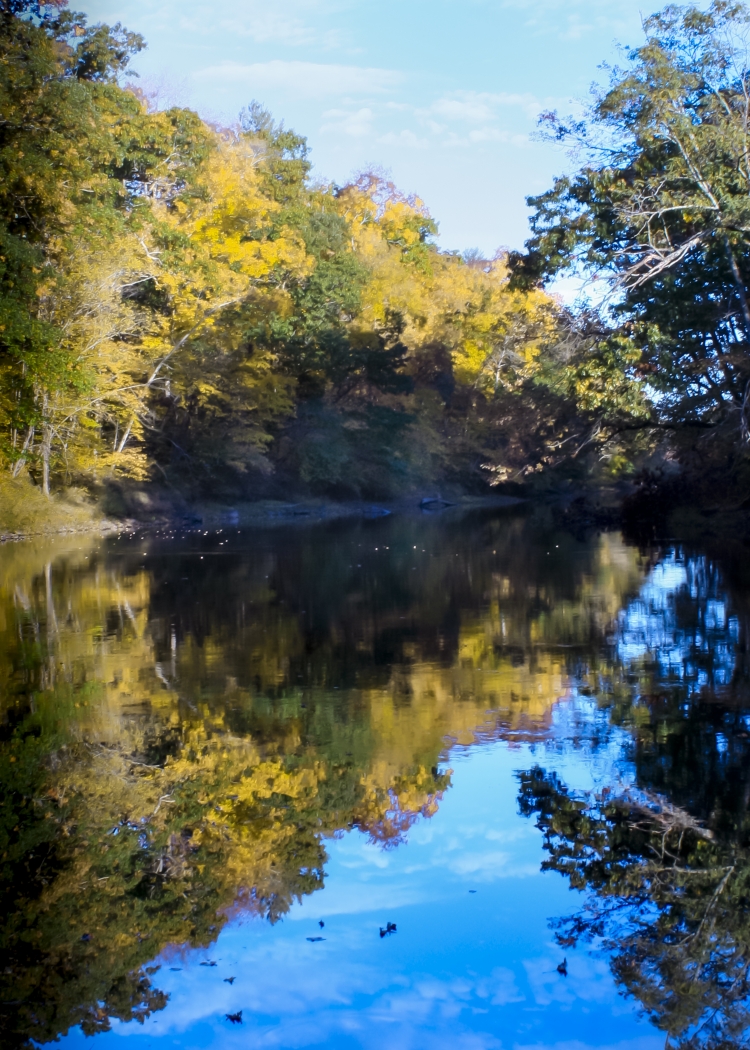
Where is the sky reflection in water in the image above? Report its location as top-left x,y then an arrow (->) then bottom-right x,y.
65,736 -> 655,1050
1,510 -> 747,1049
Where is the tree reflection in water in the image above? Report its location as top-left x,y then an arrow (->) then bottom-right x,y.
1,512 -> 749,1048
519,548 -> 750,1050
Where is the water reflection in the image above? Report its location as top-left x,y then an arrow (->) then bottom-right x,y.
0,511 -> 748,1048
521,541 -> 750,1050
616,553 -> 747,699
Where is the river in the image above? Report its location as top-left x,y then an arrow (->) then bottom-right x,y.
1,507 -> 748,1049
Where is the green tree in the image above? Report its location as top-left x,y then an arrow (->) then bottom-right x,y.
512,1 -> 750,488
0,2 -> 212,491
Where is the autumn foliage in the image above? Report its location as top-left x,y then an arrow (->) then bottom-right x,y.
0,1 -> 656,508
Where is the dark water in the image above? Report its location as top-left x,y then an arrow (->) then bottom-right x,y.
1,509 -> 749,1049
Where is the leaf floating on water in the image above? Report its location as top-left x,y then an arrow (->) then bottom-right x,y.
226,1011 -> 242,1024
306,936 -> 325,942
379,922 -> 397,938
200,961 -> 217,967
224,976 -> 235,984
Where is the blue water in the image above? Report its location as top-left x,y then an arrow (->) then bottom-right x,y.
58,717 -> 657,1050
4,513 -> 747,1049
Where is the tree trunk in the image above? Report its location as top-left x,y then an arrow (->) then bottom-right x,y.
42,432 -> 50,494
724,237 -> 750,335
45,561 -> 58,640
722,239 -> 750,443
117,417 -> 134,453
40,393 -> 51,496
11,425 -> 34,478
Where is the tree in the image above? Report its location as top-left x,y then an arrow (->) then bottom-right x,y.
334,174 -> 572,492
512,1 -> 750,486
0,3 -> 151,491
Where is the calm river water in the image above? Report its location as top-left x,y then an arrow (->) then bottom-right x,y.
1,508 -> 749,1049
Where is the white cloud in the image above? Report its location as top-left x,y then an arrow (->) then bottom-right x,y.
216,14 -> 316,46
499,0 -> 644,38
468,128 -> 529,146
432,97 -> 496,123
377,129 -> 429,149
523,951 -> 633,1010
445,848 -> 539,880
428,90 -> 547,126
493,91 -> 549,119
352,90 -> 554,154
321,107 -> 375,137
194,60 -> 403,98
469,128 -> 508,143
475,966 -> 526,1005
288,878 -> 424,918
173,0 -> 345,48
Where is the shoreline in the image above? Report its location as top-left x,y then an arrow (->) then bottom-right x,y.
0,493 -> 527,543
7,481 -> 748,550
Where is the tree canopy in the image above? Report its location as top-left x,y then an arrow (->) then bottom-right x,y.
512,0 -> 750,497
0,0 -> 661,506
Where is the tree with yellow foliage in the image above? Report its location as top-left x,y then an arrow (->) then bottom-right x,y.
1,1 -> 647,506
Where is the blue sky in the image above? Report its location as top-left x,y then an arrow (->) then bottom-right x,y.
80,0 -> 677,255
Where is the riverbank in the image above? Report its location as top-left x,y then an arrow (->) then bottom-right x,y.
6,473 -> 749,550
0,477 -> 112,540
0,476 -> 526,541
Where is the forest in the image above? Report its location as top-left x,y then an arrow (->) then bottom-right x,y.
2,0 -> 750,519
